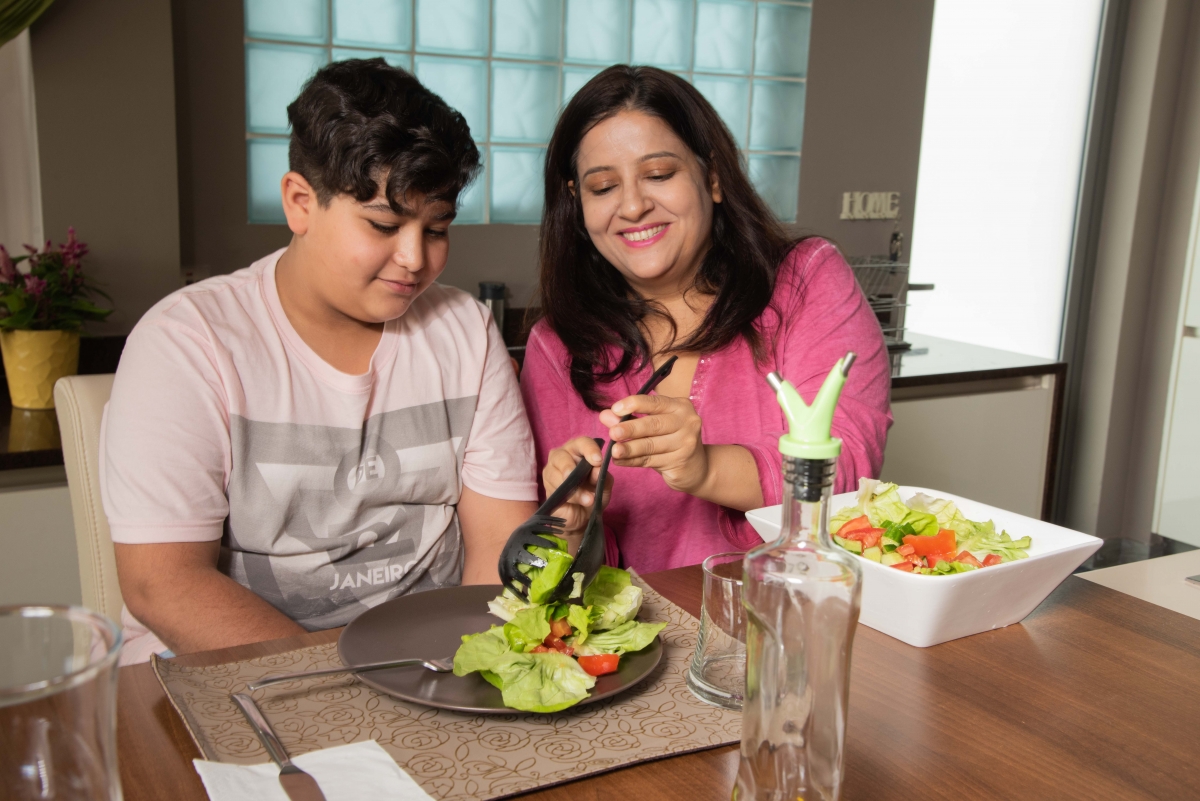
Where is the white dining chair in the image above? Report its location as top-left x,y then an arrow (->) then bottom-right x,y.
53,374 -> 123,622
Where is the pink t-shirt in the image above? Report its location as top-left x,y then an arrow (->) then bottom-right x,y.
101,249 -> 537,664
520,239 -> 892,573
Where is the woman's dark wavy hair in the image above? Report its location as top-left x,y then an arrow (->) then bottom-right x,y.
539,65 -> 796,410
286,58 -> 480,212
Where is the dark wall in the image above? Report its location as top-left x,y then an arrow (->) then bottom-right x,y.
172,0 -> 291,278
795,0 -> 936,258
31,0 -> 182,334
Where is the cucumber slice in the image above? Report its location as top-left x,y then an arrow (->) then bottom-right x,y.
862,546 -> 883,563
880,551 -> 906,566
833,534 -> 862,554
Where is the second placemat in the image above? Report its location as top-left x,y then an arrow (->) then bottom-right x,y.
154,573 -> 741,801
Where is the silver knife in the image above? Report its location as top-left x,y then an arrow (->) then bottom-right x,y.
232,692 -> 328,801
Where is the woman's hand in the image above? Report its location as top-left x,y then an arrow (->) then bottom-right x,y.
600,394 -> 765,512
543,437 -> 613,535
600,394 -> 709,494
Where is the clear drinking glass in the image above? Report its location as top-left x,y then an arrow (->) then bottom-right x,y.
0,606 -> 123,800
687,551 -> 747,709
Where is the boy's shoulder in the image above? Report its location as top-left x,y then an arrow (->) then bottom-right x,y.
131,250 -> 277,339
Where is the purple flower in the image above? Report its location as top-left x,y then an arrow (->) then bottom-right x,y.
24,275 -> 46,296
0,245 -> 14,283
60,227 -> 88,266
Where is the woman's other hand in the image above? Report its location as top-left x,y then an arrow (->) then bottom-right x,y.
600,394 -> 710,494
543,436 -> 612,534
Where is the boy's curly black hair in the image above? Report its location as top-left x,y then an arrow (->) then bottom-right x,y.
286,58 -> 481,213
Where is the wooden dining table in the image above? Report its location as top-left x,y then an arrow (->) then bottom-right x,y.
116,564 -> 1200,800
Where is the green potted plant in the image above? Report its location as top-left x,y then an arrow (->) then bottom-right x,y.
0,228 -> 113,409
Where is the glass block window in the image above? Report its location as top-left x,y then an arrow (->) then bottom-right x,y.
245,0 -> 810,224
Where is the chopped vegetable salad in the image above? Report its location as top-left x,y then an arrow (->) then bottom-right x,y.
829,480 -> 1032,575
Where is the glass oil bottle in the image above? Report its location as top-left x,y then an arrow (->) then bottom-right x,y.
735,354 -> 863,801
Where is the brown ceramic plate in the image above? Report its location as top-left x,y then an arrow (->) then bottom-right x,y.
337,584 -> 663,714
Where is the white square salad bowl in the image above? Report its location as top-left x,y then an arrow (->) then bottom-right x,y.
745,486 -> 1103,648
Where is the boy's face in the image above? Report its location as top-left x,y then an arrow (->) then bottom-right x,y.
281,172 -> 455,324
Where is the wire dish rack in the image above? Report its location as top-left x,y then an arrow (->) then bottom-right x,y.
848,257 -> 920,352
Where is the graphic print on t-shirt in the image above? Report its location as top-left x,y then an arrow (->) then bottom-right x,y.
223,397 -> 477,630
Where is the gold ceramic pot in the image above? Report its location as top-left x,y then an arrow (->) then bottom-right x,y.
0,329 -> 81,409
8,408 -> 61,451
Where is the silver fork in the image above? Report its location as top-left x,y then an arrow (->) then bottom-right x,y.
246,656 -> 454,692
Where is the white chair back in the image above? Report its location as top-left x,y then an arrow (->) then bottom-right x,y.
53,374 -> 122,621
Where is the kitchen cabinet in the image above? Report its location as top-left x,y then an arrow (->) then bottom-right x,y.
882,333 -> 1065,519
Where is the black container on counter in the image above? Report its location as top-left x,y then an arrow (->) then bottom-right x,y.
479,282 -> 506,339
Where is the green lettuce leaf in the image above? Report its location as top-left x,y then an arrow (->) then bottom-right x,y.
567,603 -> 593,646
831,480 -> 937,537
487,589 -> 536,622
453,626 -> 511,676
573,620 -> 665,656
525,541 -> 575,604
503,606 -> 551,652
591,586 -> 643,631
583,566 -> 645,631
492,651 -> 596,713
583,565 -> 631,605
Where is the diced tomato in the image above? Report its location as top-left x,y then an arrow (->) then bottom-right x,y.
843,528 -> 884,550
837,515 -> 873,536
897,544 -> 916,556
903,529 -> 956,556
530,645 -> 551,653
906,553 -> 923,565
925,552 -> 957,569
550,617 -> 573,638
982,554 -> 1003,567
955,550 -> 983,569
541,635 -> 574,655
890,561 -> 915,572
577,654 -> 620,676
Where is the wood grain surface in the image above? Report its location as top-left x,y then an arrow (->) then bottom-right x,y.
116,567 -> 1200,800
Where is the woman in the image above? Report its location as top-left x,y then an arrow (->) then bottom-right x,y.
520,66 -> 891,572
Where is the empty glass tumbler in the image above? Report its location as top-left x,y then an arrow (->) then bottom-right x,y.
0,606 -> 123,800
687,551 -> 748,709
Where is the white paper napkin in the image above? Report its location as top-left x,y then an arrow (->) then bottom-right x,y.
193,740 -> 435,801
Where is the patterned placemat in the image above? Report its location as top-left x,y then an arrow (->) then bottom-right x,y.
153,573 -> 741,801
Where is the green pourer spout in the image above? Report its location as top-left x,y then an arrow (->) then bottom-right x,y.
766,352 -> 856,460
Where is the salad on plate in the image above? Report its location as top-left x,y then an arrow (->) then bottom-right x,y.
829,480 -> 1032,575
453,534 -> 665,712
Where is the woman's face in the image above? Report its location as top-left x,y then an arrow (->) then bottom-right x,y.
573,110 -> 721,296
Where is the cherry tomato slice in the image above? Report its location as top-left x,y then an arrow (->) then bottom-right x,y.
577,654 -> 620,676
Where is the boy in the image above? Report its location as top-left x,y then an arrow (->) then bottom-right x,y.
101,60 -> 538,665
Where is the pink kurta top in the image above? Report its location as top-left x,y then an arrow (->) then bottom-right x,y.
520,239 -> 893,572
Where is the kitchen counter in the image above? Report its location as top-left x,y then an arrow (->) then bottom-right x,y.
882,332 -> 1066,519
889,331 -> 1063,388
